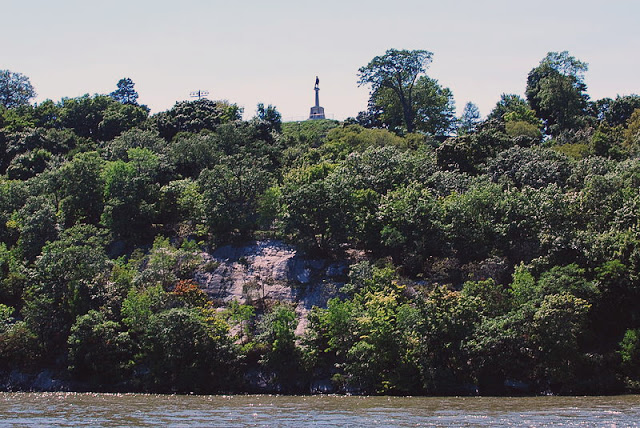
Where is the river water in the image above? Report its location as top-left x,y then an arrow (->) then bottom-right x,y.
1,393 -> 640,426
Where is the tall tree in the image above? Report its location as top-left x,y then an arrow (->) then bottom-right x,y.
0,70 -> 36,108
358,49 -> 433,133
458,102 -> 481,134
526,51 -> 589,136
110,77 -> 139,105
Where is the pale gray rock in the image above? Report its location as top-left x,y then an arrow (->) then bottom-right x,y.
196,240 -> 348,336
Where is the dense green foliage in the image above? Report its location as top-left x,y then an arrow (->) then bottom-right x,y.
2,53 -> 640,395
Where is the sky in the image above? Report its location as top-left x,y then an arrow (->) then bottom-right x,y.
3,0 -> 639,121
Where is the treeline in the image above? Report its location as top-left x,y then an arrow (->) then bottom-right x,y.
1,50 -> 640,394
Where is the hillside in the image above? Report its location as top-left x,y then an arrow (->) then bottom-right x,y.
2,51 -> 640,395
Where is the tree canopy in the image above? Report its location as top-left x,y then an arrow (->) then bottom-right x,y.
0,70 -> 36,108
362,75 -> 456,136
526,51 -> 589,136
358,49 -> 433,133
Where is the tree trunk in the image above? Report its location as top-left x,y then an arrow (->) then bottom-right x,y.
397,91 -> 414,133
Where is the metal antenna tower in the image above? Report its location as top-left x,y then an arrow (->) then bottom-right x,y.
190,90 -> 209,100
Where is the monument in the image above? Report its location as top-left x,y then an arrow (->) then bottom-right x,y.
309,76 -> 325,120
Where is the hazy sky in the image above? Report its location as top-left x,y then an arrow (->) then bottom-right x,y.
3,0 -> 639,121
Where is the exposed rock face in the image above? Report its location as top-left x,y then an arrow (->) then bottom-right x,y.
196,240 -> 348,335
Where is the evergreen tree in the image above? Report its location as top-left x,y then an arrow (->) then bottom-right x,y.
110,77 -> 139,105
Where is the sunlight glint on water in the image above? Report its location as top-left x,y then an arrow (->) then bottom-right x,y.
1,393 -> 640,427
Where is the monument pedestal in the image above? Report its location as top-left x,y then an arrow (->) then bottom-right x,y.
309,105 -> 325,120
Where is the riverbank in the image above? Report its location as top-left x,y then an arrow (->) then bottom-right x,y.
0,366 -> 629,397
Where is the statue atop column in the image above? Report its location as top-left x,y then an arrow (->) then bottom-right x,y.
309,76 -> 325,120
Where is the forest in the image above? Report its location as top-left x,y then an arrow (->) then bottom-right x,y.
1,49 -> 640,395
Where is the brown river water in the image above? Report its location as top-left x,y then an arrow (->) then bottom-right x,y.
1,393 -> 640,426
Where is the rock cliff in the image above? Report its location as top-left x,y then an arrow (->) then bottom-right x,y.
196,240 -> 349,334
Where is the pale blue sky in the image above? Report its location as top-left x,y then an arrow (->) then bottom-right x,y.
3,0 -> 639,120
